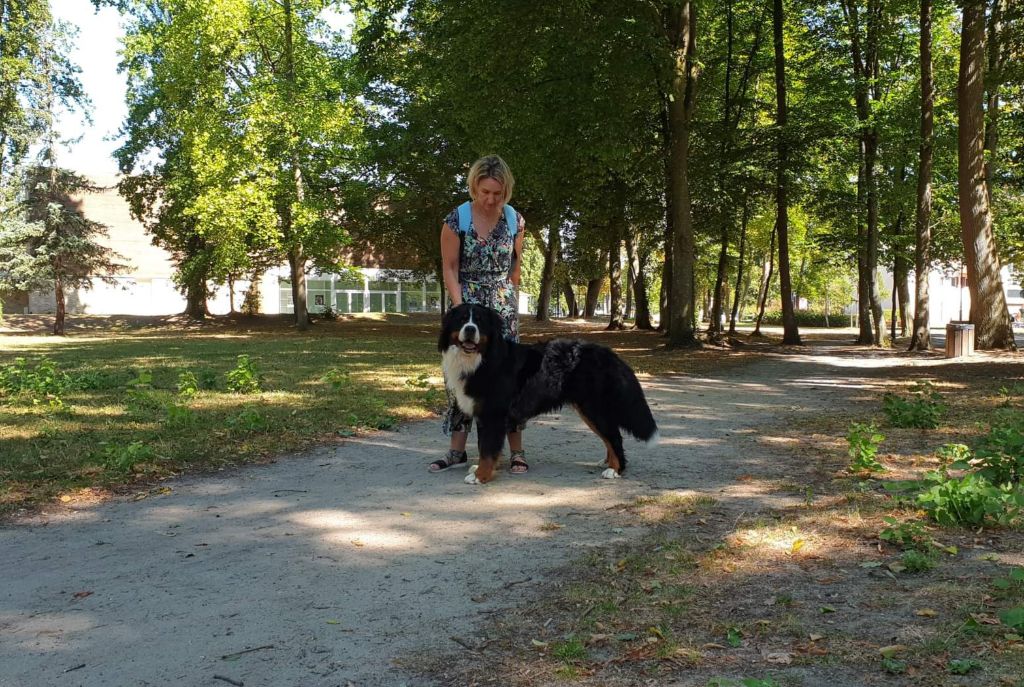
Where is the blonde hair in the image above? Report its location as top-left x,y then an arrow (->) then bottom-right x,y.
467,155 -> 515,205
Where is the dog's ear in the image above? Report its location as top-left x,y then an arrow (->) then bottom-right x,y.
438,306 -> 456,352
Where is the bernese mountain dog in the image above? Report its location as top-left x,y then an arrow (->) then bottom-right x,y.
439,303 -> 659,485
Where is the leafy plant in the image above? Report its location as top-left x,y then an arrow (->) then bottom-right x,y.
999,607 -> 1024,632
99,441 -> 156,473
847,422 -> 886,473
197,368 -> 218,390
879,517 -> 937,554
0,357 -> 72,403
226,355 -> 262,394
322,368 -> 351,392
165,402 -> 196,428
550,636 -> 587,661
882,381 -> 946,429
900,549 -> 936,573
947,658 -> 982,675
127,369 -> 153,388
991,567 -> 1024,597
916,470 -> 1023,527
974,415 -> 1024,486
228,406 -> 268,432
177,371 -> 199,399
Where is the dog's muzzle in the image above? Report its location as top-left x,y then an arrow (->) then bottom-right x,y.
458,324 -> 479,352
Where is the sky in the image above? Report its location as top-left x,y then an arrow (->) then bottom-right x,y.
51,0 -> 127,179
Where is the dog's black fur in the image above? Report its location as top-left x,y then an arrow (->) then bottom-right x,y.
439,303 -> 658,480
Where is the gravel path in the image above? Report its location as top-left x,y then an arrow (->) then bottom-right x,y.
0,342 -> 950,687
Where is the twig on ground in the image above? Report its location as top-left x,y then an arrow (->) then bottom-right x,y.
213,675 -> 244,687
505,577 -> 533,588
220,645 -> 274,660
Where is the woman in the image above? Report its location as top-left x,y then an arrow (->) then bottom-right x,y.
429,155 -> 529,474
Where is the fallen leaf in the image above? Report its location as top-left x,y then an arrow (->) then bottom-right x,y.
72,591 -> 93,600
809,634 -> 825,642
820,606 -> 836,614
915,608 -> 938,617
351,539 -> 364,547
400,512 -> 411,517
60,495 -> 72,503
325,620 -> 341,625
879,645 -> 906,658
970,613 -> 1001,625
531,639 -> 548,647
790,539 -> 805,554
765,651 -> 793,664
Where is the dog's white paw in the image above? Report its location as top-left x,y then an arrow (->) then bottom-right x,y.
601,468 -> 621,480
465,465 -> 482,485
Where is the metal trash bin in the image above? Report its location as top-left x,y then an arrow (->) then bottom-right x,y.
945,321 -> 975,358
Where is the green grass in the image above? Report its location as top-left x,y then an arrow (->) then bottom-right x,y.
0,313 -> 445,516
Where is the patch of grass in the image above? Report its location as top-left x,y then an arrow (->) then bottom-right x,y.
0,315 -> 447,516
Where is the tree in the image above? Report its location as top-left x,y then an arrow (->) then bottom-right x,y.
0,166 -> 126,334
957,0 -> 1015,349
665,0 -> 700,346
773,0 -> 800,345
909,0 -> 934,350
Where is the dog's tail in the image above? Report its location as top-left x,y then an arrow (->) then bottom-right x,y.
620,372 -> 659,445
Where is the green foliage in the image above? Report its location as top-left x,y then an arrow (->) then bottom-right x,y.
707,679 -> 779,687
991,568 -> 1024,597
550,636 -> 587,661
900,549 -> 936,574
227,406 -> 268,433
999,607 -> 1024,632
321,368 -> 351,392
165,402 -> 196,428
879,517 -> 937,554
99,441 -> 156,473
881,657 -> 908,674
760,310 -> 853,328
226,355 -> 262,394
915,470 -> 1023,527
882,382 -> 946,429
847,422 -> 886,473
974,413 -> 1024,486
947,658 -> 982,675
0,357 -> 72,402
177,371 -> 200,399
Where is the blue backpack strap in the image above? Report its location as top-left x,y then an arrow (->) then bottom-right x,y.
504,204 -> 518,239
456,201 -> 472,235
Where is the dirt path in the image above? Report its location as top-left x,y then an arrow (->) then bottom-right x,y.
0,342 -> 962,687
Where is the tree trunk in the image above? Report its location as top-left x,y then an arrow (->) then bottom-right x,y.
584,278 -> 602,318
288,245 -> 309,330
53,273 -> 65,336
536,224 -> 558,321
659,101 -> 673,332
958,0 -> 1015,349
728,194 -> 750,335
185,278 -> 207,320
665,0 -> 699,346
895,253 -> 911,336
607,235 -> 625,330
909,0 -> 934,351
774,0 -> 800,345
562,281 -> 579,318
626,232 -> 653,329
753,222 -> 777,336
983,0 -> 1006,200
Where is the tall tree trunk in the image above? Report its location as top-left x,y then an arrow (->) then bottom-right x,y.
53,273 -> 65,336
983,0 -> 1006,200
607,235 -> 625,330
536,224 -> 558,321
909,0 -> 934,350
753,222 -> 777,336
584,277 -> 602,318
288,245 -> 309,329
659,102 -> 673,332
856,147 -> 872,342
729,194 -> 750,335
562,281 -> 579,318
774,0 -> 800,345
665,0 -> 699,346
185,278 -> 207,320
626,232 -> 653,329
958,0 -> 1015,349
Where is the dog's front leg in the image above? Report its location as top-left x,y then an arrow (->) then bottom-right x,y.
466,416 -> 504,485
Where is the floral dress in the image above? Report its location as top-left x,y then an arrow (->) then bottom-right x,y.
441,204 -> 522,436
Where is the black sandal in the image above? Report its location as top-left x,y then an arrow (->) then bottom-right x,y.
429,449 -> 468,472
509,450 -> 529,474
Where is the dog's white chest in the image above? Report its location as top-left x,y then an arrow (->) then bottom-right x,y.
442,346 -> 482,416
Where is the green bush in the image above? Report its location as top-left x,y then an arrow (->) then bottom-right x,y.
882,381 -> 946,429
760,310 -> 852,328
915,470 -> 1023,527
847,422 -> 886,472
226,355 -> 262,394
974,413 -> 1024,486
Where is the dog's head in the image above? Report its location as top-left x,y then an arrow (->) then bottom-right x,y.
438,303 -> 506,359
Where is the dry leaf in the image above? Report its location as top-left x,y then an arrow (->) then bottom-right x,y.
765,651 -> 793,664
915,608 -> 938,617
351,539 -> 365,547
878,645 -> 906,657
